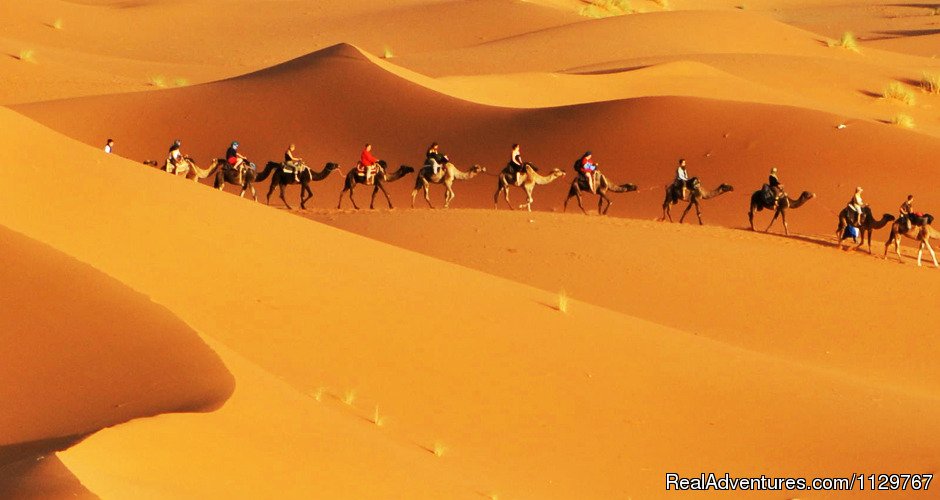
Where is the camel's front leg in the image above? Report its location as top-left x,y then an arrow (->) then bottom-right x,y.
599,193 -> 611,215
424,183 -> 434,209
372,183 -> 393,209
278,183 -> 291,210
679,201 -> 695,223
519,185 -> 534,212
926,241 -> 938,268
300,183 -> 312,210
765,209 -> 780,233
265,179 -> 277,205
444,186 -> 455,209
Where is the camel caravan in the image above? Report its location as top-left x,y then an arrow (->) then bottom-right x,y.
145,140 -> 937,268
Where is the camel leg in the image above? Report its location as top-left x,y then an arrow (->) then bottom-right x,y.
250,184 -> 257,202
498,185 -> 513,210
599,192 -> 611,215
765,209 -> 779,233
519,185 -> 534,211
444,187 -> 454,209
266,179 -> 277,205
679,201 -> 694,223
349,185 -> 360,210
278,183 -> 291,210
423,183 -> 434,209
661,202 -> 673,223
300,183 -> 312,210
372,183 -> 393,209
925,240 -> 938,267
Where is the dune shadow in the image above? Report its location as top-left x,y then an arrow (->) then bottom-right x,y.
875,28 -> 940,38
565,65 -> 653,76
731,227 -> 837,249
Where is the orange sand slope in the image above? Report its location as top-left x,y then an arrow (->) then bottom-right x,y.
2,100 -> 939,498
0,222 -> 234,496
12,42 -> 940,235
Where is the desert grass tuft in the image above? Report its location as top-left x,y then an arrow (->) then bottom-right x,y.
557,290 -> 569,314
432,442 -> 446,457
18,49 -> 37,63
173,77 -> 190,87
383,46 -> 394,59
342,389 -> 356,406
52,19 -> 64,30
828,32 -> 860,52
922,72 -> 940,94
652,0 -> 670,9
579,0 -> 633,18
892,113 -> 915,129
372,406 -> 386,426
149,75 -> 168,88
883,82 -> 916,106
311,387 -> 325,402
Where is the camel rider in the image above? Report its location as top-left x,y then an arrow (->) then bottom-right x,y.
508,143 -> 524,184
227,141 -> 248,183
574,151 -> 598,194
425,142 -> 449,176
899,194 -> 915,232
285,143 -> 305,182
674,158 -> 690,199
104,138 -> 114,154
168,139 -> 183,173
847,186 -> 865,226
767,167 -> 783,204
359,143 -> 380,184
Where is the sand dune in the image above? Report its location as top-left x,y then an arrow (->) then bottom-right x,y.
12,41 -> 940,235
4,0 -> 940,497
4,96 -> 939,498
0,220 -> 234,496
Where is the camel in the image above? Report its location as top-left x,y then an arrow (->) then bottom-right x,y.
159,156 -> 207,181
255,161 -> 342,210
563,171 -> 637,215
411,162 -> 486,208
883,214 -> 938,267
660,177 -> 734,224
835,206 -> 895,253
494,163 -> 566,212
748,188 -> 815,235
197,159 -> 260,201
337,160 -> 415,210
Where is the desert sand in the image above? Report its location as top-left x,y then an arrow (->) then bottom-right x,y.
2,0 -> 939,498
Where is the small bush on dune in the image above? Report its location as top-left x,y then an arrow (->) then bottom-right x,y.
311,387 -> 324,402
828,32 -> 860,52
432,442 -> 446,457
342,389 -> 356,406
883,82 -> 916,105
892,114 -> 915,129
18,49 -> 37,63
558,290 -> 569,314
922,73 -> 940,94
149,75 -> 167,87
173,77 -> 189,87
52,19 -> 64,30
579,0 -> 633,18
372,406 -> 386,426
383,46 -> 394,59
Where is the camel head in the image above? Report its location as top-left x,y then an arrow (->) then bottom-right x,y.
622,183 -> 638,192
799,191 -> 816,201
718,184 -> 734,193
326,162 -> 342,176
549,169 -> 566,178
143,160 -> 158,167
398,165 -> 415,175
470,164 -> 486,173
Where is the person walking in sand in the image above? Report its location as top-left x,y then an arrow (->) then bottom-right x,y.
359,143 -> 380,184
104,138 -> 114,154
